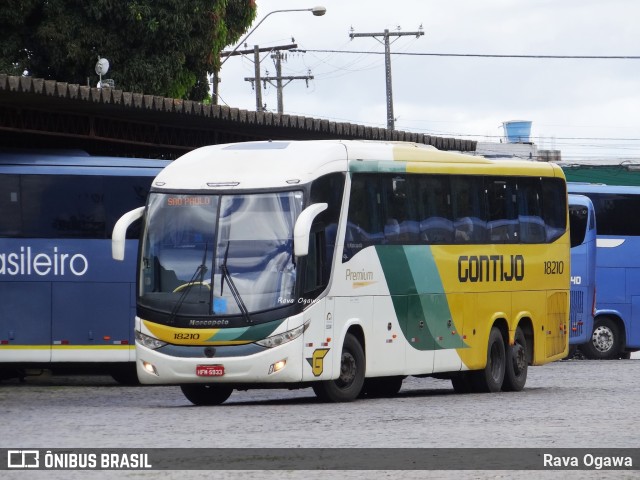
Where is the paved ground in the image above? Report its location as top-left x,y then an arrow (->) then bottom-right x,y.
1,357 -> 638,479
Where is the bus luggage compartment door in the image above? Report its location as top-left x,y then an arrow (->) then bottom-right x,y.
0,282 -> 52,362
51,282 -> 132,362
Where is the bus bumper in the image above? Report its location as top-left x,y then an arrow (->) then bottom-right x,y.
135,338 -> 304,385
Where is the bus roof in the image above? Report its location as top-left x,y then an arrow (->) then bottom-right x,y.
568,193 -> 594,207
0,151 -> 171,175
153,140 -> 565,191
568,182 -> 640,194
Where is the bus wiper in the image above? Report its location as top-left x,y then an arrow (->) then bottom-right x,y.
168,243 -> 209,322
220,241 -> 252,323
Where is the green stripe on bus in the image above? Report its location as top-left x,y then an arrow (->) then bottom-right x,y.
376,245 -> 467,351
205,320 -> 283,342
348,160 -> 406,173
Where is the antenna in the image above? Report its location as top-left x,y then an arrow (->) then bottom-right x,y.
95,57 -> 110,88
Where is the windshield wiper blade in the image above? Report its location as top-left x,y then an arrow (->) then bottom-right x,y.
168,243 -> 209,322
220,241 -> 252,323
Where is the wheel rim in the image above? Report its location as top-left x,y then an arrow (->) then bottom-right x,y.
337,351 -> 357,389
592,325 -> 614,353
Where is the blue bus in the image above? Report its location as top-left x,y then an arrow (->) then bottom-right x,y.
0,151 -> 169,382
567,183 -> 640,359
568,194 -> 597,355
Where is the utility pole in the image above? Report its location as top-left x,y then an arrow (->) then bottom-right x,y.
244,49 -> 313,114
349,26 -> 424,130
221,43 -> 297,111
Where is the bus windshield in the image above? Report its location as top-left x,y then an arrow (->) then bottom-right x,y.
569,203 -> 589,247
140,191 -> 304,318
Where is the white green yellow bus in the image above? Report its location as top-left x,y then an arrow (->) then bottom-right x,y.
112,140 -> 570,405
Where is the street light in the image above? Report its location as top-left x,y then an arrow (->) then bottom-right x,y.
220,6 -> 327,67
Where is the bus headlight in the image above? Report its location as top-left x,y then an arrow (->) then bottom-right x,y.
255,321 -> 309,348
135,330 -> 167,350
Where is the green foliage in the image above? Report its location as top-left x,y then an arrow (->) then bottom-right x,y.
0,0 -> 256,100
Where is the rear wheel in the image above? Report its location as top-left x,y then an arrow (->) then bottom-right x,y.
469,327 -> 505,393
502,327 -> 528,392
180,384 -> 233,406
313,333 -> 365,402
581,317 -> 622,360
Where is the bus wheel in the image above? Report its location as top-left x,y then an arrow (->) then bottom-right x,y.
502,327 -> 528,392
180,384 -> 233,406
470,327 -> 505,393
360,376 -> 403,398
312,333 -> 365,402
582,317 -> 622,360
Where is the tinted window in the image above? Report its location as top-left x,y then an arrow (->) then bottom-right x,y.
542,177 -> 567,242
306,173 -> 345,292
569,204 -> 589,247
587,193 -> 640,236
344,172 -> 567,261
516,177 -> 546,243
0,174 -> 153,239
452,176 -> 487,243
416,175 -> 453,243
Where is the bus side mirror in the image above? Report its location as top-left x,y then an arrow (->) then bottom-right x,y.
112,207 -> 145,261
294,203 -> 328,257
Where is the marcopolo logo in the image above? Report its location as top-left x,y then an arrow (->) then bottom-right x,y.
0,246 -> 89,277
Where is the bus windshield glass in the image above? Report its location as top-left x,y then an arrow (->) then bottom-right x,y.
569,203 -> 588,248
140,191 -> 303,318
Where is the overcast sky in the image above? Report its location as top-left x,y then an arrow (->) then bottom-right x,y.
216,0 -> 640,163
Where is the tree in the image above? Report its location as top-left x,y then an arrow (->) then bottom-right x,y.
0,0 -> 256,101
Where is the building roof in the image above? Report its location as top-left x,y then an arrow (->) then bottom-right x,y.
0,74 -> 476,159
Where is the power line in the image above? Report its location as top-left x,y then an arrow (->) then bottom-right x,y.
293,49 -> 640,60
348,27 -> 424,130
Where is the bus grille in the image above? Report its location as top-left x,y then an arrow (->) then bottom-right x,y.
569,290 -> 584,339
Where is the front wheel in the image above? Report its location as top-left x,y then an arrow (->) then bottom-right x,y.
312,333 -> 365,402
581,317 -> 622,360
180,384 -> 233,406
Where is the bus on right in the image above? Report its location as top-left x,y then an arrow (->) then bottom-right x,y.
567,183 -> 640,359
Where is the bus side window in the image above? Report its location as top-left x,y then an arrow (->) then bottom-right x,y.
0,174 -> 22,237
542,178 -> 567,242
451,175 -> 487,243
307,173 -> 345,290
486,177 -> 518,243
516,177 -> 545,244
22,174 -> 107,238
344,174 -> 384,261
416,175 -> 453,244
381,175 -> 418,244
107,176 -> 154,239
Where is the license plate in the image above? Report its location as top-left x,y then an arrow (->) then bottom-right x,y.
196,365 -> 225,377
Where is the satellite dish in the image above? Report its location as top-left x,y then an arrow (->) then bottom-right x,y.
95,58 -> 110,76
